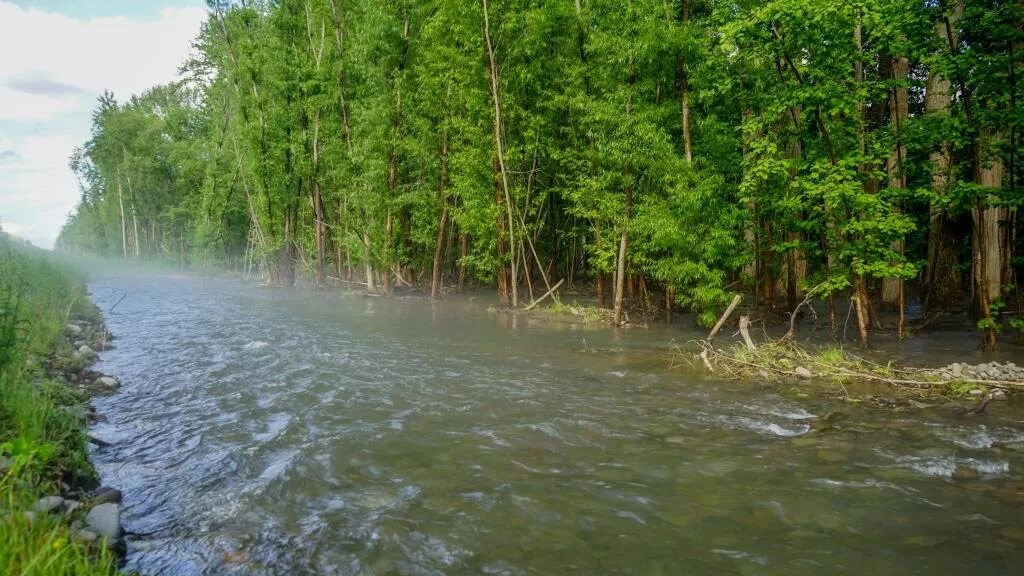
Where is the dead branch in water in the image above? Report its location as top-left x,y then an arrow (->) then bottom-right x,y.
524,278 -> 565,311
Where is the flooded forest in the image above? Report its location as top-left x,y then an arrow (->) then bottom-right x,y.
55,0 -> 1023,348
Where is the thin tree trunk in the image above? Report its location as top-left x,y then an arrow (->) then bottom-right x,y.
431,131 -> 450,300
458,233 -> 468,291
117,168 -> 128,260
613,163 -> 633,326
483,0 -> 517,307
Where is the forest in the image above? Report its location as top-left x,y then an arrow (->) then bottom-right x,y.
56,0 -> 1022,348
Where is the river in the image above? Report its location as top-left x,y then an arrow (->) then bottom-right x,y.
86,276 -> 1024,575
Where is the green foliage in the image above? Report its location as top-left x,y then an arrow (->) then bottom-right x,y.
55,0 -> 1022,336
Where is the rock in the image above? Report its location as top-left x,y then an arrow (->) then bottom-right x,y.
0,455 -> 14,474
72,529 -> 98,544
992,389 -> 1008,401
757,369 -> 770,379
92,486 -> 122,505
78,345 -> 96,357
952,466 -> 981,481
664,436 -> 687,445
950,363 -> 964,377
95,376 -> 118,390
64,404 -> 88,421
968,389 -> 984,397
63,499 -> 81,515
66,324 -> 83,336
795,366 -> 813,380
34,496 -> 64,514
23,511 -> 36,524
85,503 -> 121,540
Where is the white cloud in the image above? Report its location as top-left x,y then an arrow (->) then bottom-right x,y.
0,1 -> 206,249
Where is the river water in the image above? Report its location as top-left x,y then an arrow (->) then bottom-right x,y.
86,276 -> 1024,575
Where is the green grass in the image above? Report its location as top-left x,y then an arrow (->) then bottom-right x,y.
0,232 -> 116,575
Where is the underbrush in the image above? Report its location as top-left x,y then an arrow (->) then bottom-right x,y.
0,233 -> 116,575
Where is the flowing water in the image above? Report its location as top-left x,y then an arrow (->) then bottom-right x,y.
86,276 -> 1024,575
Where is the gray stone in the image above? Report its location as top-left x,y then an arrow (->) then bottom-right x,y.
85,503 -> 121,540
64,405 -> 88,421
992,389 -> 1008,401
92,486 -> 122,505
757,369 -> 770,379
969,389 -> 984,397
95,376 -> 118,390
63,499 -> 81,515
66,324 -> 83,336
73,529 -> 98,543
78,345 -> 95,357
34,496 -> 64,514
795,366 -> 813,379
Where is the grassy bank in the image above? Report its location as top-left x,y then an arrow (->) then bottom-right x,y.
0,232 -> 116,575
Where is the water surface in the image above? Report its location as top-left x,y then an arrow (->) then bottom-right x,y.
88,277 -> 1024,575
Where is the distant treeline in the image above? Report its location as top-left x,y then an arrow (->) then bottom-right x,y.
57,0 -> 1022,346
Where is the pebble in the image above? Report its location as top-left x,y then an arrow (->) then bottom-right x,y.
992,389 -> 1007,401
78,345 -> 96,357
795,366 -> 813,379
95,376 -> 118,391
34,496 -> 64,514
969,389 -> 984,397
66,324 -> 83,336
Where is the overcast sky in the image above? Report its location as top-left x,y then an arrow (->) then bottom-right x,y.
0,0 -> 207,249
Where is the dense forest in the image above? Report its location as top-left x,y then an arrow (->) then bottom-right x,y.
57,0 -> 1022,347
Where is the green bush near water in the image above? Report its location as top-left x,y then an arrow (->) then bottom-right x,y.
0,232 -> 116,575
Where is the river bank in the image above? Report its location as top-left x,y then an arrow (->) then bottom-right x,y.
0,234 -> 123,575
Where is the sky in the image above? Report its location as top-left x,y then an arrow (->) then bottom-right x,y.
0,1 -> 207,249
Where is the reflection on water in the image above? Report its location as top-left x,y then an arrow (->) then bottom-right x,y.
88,277 -> 1024,575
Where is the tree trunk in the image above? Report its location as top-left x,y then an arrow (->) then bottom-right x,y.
458,233 -> 468,291
483,0 -> 517,307
924,6 -> 965,311
975,130 -> 1007,305
431,132 -> 450,300
882,55 -> 909,307
613,163 -> 633,326
117,169 -> 128,260
311,111 -> 327,289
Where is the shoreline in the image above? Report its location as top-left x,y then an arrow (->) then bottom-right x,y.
0,235 -> 123,574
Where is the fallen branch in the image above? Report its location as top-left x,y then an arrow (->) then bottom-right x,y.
524,278 -> 565,311
706,294 -> 742,345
